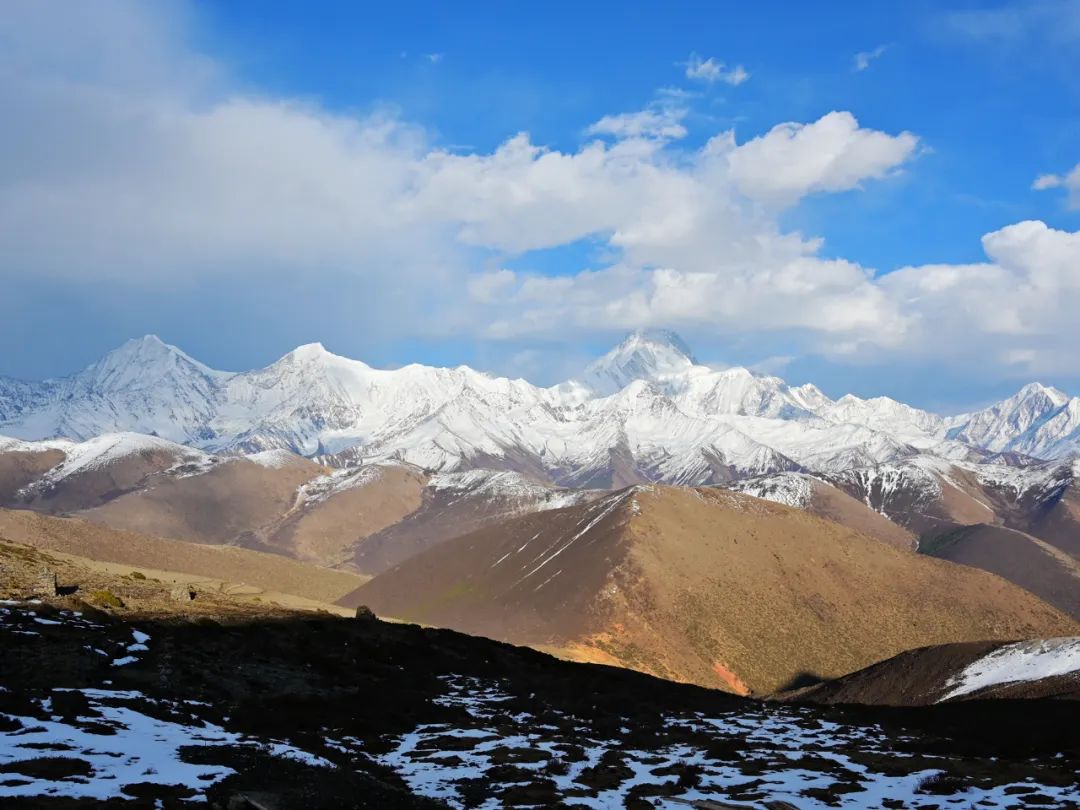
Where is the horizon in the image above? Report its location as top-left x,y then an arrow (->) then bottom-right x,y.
2,0 -> 1080,412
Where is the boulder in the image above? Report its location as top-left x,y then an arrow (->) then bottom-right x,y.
33,568 -> 59,597
170,584 -> 197,602
354,604 -> 377,621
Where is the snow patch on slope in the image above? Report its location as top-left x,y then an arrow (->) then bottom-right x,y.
244,448 -> 303,469
939,637 -> 1080,701
296,464 -> 386,506
429,469 -> 588,511
727,472 -> 818,508
36,433 -> 209,483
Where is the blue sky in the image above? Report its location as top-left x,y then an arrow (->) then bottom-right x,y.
2,0 -> 1079,411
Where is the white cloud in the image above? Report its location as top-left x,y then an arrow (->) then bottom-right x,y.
880,220 -> 1080,375
5,0 -> 1080,386
424,52 -> 443,64
683,53 -> 750,86
586,106 -> 688,140
1033,173 -> 1063,190
724,111 -> 920,207
1032,163 -> 1080,208
468,269 -> 517,303
853,45 -> 888,72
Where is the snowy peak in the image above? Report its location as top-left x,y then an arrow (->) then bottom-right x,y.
279,342 -> 334,364
579,329 -> 698,394
1018,382 -> 1070,408
75,335 -> 223,394
3,329 -> 1080,474
949,383 -> 1073,453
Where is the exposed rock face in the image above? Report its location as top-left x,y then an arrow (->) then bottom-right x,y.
170,584 -> 196,602
353,604 -> 376,621
33,567 -> 58,597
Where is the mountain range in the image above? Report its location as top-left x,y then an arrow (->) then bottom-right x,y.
2,329 -> 1078,696
2,330 -> 1079,480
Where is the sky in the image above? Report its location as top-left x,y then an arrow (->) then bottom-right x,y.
2,0 -> 1079,411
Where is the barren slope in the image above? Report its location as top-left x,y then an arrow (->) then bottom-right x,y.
921,523 -> 1080,621
348,470 -> 598,576
0,447 -> 65,503
75,454 -> 324,548
0,507 -> 365,604
729,472 -> 915,550
11,434 -> 209,514
1022,482 -> 1080,559
263,463 -> 428,566
344,486 -> 1077,695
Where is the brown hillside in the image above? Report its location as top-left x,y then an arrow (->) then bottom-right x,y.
1023,485 -> 1080,560
16,445 -> 192,514
0,448 -> 65,503
802,478 -> 916,550
76,456 -> 324,549
0,507 -> 364,605
923,523 -> 1080,621
348,477 -> 598,576
785,637 -> 1080,706
344,486 -> 1078,695
265,464 -> 427,566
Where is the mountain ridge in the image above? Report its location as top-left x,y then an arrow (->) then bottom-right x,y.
2,332 -> 1079,487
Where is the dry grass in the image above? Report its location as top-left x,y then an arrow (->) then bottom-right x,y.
0,507 -> 366,607
348,486 -> 1079,695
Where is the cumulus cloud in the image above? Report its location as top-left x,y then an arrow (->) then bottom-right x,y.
1032,163 -> 1080,208
724,112 -> 920,207
683,53 -> 750,86
881,221 -> 1080,375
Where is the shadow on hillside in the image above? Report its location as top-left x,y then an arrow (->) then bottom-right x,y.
775,670 -> 826,692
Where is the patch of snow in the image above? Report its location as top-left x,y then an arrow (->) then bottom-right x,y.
939,637 -> 1080,701
727,472 -> 818,508
295,464 -> 384,506
0,689 -> 331,802
243,448 -> 301,469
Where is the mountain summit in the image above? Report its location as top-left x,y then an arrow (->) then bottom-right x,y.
580,329 -> 699,395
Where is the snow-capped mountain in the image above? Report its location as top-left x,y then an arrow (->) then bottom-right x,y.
1,331 -> 1078,487
0,336 -> 227,443
947,383 -> 1071,453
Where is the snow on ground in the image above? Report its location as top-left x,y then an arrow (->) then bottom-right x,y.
0,603 -> 330,803
243,448 -> 303,469
428,469 -> 587,511
10,433 -> 217,502
727,472 -> 819,508
0,690 -> 240,801
39,433 -> 202,480
0,435 -> 76,454
0,689 -> 331,802
939,637 -> 1080,701
966,458 -> 1072,502
295,464 -> 385,506
347,674 -> 1080,810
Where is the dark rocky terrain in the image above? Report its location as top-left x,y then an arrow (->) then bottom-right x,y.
1,582 -> 1079,807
